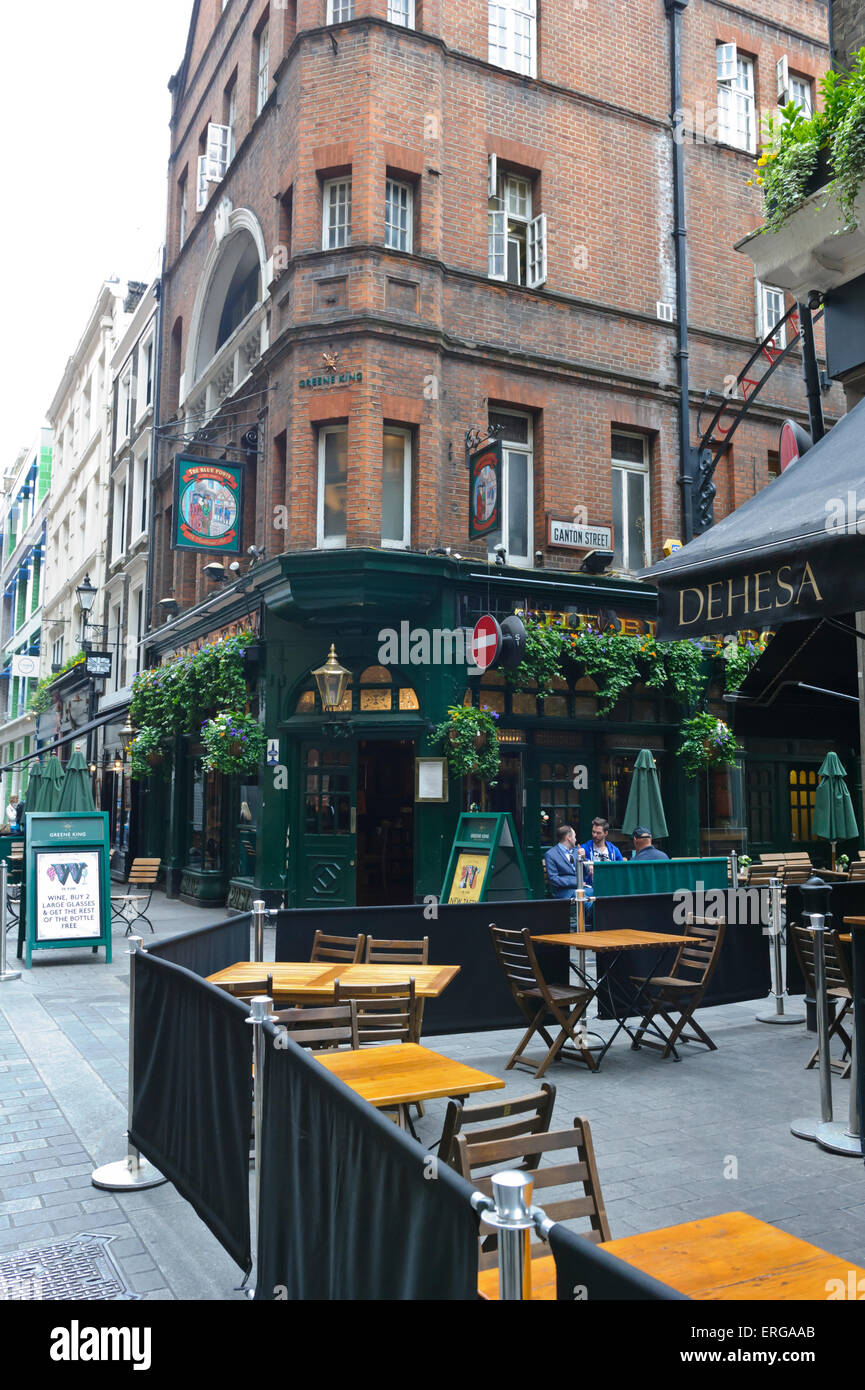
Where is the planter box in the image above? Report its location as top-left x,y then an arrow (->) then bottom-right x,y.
736,181 -> 865,299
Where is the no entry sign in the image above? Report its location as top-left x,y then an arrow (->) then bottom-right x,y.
472,615 -> 501,671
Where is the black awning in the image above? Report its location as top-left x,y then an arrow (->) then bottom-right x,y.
643,396 -> 865,638
733,618 -> 857,708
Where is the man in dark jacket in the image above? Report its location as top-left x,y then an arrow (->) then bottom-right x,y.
631,826 -> 669,861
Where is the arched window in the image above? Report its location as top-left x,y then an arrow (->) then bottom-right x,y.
193,231 -> 262,381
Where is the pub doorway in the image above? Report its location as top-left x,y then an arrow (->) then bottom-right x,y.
356,738 -> 415,906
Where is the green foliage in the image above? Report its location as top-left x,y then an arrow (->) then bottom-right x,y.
28,651 -> 86,714
129,727 -> 173,782
722,637 -> 768,692
506,621 -> 570,696
678,712 -> 742,779
129,631 -> 256,767
569,628 -> 641,716
431,704 -> 500,785
200,712 -> 266,775
660,638 -> 707,705
757,50 -> 865,231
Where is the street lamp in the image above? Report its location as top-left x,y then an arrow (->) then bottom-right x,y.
312,644 -> 351,712
76,575 -> 98,618
119,717 -> 136,759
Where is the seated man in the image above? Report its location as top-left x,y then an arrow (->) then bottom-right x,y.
579,817 -> 624,896
631,826 -> 670,861
545,824 -> 578,902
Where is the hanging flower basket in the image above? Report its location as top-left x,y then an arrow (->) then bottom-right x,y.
200,712 -> 266,776
130,727 -> 173,782
146,751 -> 164,768
677,712 -> 742,779
434,705 -> 500,784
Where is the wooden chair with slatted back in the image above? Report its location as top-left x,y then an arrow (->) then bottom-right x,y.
309,930 -> 365,963
221,974 -> 274,1002
272,1001 -> 359,1052
333,977 -> 419,1044
744,863 -> 786,889
437,1083 -> 556,1168
782,853 -> 816,885
630,916 -> 726,1059
365,937 -> 430,1111
455,1117 -> 610,1270
111,857 -> 161,935
789,922 -> 853,1078
849,860 -> 865,881
489,924 -> 596,1076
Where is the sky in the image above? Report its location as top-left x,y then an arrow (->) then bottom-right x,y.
1,0 -> 194,465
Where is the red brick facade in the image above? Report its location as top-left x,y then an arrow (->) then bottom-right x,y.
153,0 -> 841,617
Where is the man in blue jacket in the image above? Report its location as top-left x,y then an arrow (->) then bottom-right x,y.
579,817 -> 624,904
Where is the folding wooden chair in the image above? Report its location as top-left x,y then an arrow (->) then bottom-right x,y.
455,1117 -> 610,1270
272,1001 -> 359,1052
110,858 -> 160,935
309,930 -> 365,963
629,916 -> 726,1059
333,978 -> 419,1044
849,860 -> 865,881
790,922 -> 853,1078
365,937 -> 430,1112
489,925 -> 596,1077
437,1083 -> 556,1168
221,974 -> 273,1002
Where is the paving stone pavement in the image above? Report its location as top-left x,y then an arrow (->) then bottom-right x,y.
1,898 -> 864,1299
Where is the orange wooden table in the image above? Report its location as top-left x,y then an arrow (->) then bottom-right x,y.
207,960 -> 459,1004
478,1211 -> 865,1300
317,1042 -> 504,1109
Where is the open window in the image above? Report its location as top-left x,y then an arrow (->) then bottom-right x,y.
487,156 -> 546,287
716,42 -> 755,153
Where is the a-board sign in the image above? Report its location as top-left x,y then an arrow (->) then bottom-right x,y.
441,812 -> 531,905
24,813 -> 112,968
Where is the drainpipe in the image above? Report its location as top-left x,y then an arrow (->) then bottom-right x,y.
144,244 -> 166,644
665,0 -> 695,542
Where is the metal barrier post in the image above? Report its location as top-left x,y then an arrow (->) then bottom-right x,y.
0,860 -> 20,984
730,851 -> 739,892
92,937 -> 167,1189
791,914 -> 834,1141
477,1171 -> 535,1300
245,993 -> 273,1299
252,900 -> 266,963
757,878 -> 804,1025
817,1013 -> 863,1156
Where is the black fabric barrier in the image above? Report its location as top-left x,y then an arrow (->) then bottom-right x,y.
255,1023 -> 480,1299
549,1222 -> 689,1300
129,951 -> 253,1272
274,899 -> 571,1034
148,914 -> 251,978
592,893 -> 770,1018
785,882 -> 865,998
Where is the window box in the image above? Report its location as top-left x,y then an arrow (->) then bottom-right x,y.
737,180 -> 865,300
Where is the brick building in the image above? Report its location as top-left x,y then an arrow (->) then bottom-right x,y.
144,0 -> 845,908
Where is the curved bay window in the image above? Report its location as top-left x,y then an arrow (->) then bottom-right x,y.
293,665 -> 420,716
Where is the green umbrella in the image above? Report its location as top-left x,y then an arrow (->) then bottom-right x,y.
57,748 -> 95,814
622,748 -> 669,840
40,755 -> 67,813
813,751 -> 858,868
24,759 -> 45,812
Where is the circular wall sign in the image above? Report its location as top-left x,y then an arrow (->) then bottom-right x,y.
471,615 -> 501,672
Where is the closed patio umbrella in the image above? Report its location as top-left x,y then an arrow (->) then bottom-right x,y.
622,748 -> 669,840
56,748 -> 95,814
24,759 -> 45,813
813,751 -> 858,869
40,756 -> 66,813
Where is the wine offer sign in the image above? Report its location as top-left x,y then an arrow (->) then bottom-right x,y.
25,812 -> 112,967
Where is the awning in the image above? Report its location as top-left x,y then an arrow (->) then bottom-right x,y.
732,618 -> 858,710
642,396 -> 865,638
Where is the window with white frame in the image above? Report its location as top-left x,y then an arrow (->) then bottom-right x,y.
789,74 -> 812,116
328,1 -> 354,20
204,121 -> 231,184
317,426 -> 348,547
118,370 -> 132,443
487,158 -> 546,287
387,0 -> 413,25
322,178 -> 352,249
611,432 -> 650,572
756,281 -> 786,347
224,78 -> 238,163
140,335 -> 154,412
716,44 -> 755,153
131,449 -> 148,540
385,179 -> 413,251
52,636 -> 64,669
113,477 -> 127,559
256,20 -> 270,115
489,1 -> 536,79
488,410 -> 533,567
382,428 -> 411,548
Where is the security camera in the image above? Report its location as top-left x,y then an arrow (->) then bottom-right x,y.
535,550 -> 544,566
493,543 -> 507,567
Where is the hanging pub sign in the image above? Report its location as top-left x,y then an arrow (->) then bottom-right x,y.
24,812 -> 112,968
172,455 -> 244,554
468,438 -> 502,542
84,651 -> 112,679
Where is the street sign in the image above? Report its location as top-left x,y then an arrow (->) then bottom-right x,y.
779,419 -> 811,471
547,518 -> 613,551
471,615 -> 501,672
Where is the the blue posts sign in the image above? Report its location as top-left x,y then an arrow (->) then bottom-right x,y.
172,455 -> 244,554
24,813 -> 111,967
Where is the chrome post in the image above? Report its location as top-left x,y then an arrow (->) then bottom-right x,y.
757,878 -> 804,1025
92,937 -> 167,1189
0,860 -> 20,984
245,994 -> 273,1299
730,851 -> 739,892
478,1171 -> 535,1301
792,914 -> 834,1141
817,1013 -> 863,1156
252,900 -> 265,963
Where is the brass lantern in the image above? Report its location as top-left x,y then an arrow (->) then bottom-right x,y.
119,716 -> 136,758
312,645 -> 351,712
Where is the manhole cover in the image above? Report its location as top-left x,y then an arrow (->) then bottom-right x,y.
0,1234 -> 139,1300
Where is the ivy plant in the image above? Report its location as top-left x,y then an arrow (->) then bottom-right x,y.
129,631 -> 256,756
431,704 -> 501,785
678,712 -> 742,779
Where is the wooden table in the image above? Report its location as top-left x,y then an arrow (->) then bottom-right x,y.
478,1211 -> 865,1300
207,960 -> 459,1004
532,931 -> 701,1063
317,1042 -> 504,1109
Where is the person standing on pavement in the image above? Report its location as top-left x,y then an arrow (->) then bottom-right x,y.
631,826 -> 669,860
